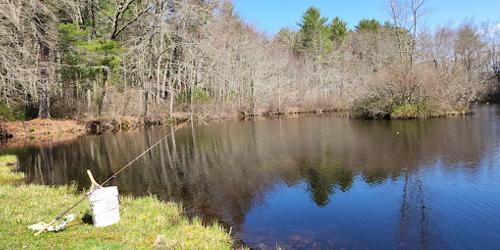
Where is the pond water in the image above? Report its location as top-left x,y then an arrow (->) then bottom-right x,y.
3,105 -> 500,249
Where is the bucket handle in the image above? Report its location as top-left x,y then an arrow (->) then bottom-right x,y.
87,170 -> 102,190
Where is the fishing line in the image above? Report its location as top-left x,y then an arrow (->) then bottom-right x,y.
34,120 -> 190,236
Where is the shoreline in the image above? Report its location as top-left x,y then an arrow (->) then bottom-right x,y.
0,109 -> 340,147
0,106 -> 472,148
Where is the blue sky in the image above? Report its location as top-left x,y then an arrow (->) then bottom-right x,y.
233,0 -> 500,35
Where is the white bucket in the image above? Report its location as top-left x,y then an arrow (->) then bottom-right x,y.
88,186 -> 120,227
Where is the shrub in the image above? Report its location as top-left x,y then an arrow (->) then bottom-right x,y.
176,87 -> 212,104
0,102 -> 25,121
350,97 -> 437,120
193,87 -> 211,103
350,98 -> 391,119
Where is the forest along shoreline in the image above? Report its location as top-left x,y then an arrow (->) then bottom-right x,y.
1,1 -> 499,137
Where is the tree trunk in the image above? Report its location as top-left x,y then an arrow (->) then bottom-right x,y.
277,75 -> 282,113
97,68 -> 109,117
251,65 -> 256,115
37,36 -> 51,119
143,89 -> 149,117
87,89 -> 92,113
38,81 -> 51,119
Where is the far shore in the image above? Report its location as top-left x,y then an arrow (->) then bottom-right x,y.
0,105 -> 475,147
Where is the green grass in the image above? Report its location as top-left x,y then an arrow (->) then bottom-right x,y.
0,155 -> 234,249
0,154 -> 23,185
390,102 -> 434,119
0,166 -> 24,185
0,154 -> 17,164
390,103 -> 422,119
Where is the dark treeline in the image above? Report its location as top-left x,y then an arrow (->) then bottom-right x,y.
0,0 -> 499,121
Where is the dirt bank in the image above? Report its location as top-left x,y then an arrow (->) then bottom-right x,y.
0,115 -> 188,147
0,119 -> 86,146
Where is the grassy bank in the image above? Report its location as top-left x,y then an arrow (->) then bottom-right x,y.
0,155 -> 234,249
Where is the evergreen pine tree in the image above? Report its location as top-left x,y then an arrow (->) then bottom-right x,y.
355,19 -> 381,32
297,7 -> 331,55
330,17 -> 348,43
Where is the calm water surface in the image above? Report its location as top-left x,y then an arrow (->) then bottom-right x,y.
3,106 -> 500,249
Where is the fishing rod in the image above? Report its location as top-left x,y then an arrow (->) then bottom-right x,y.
34,120 -> 190,236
